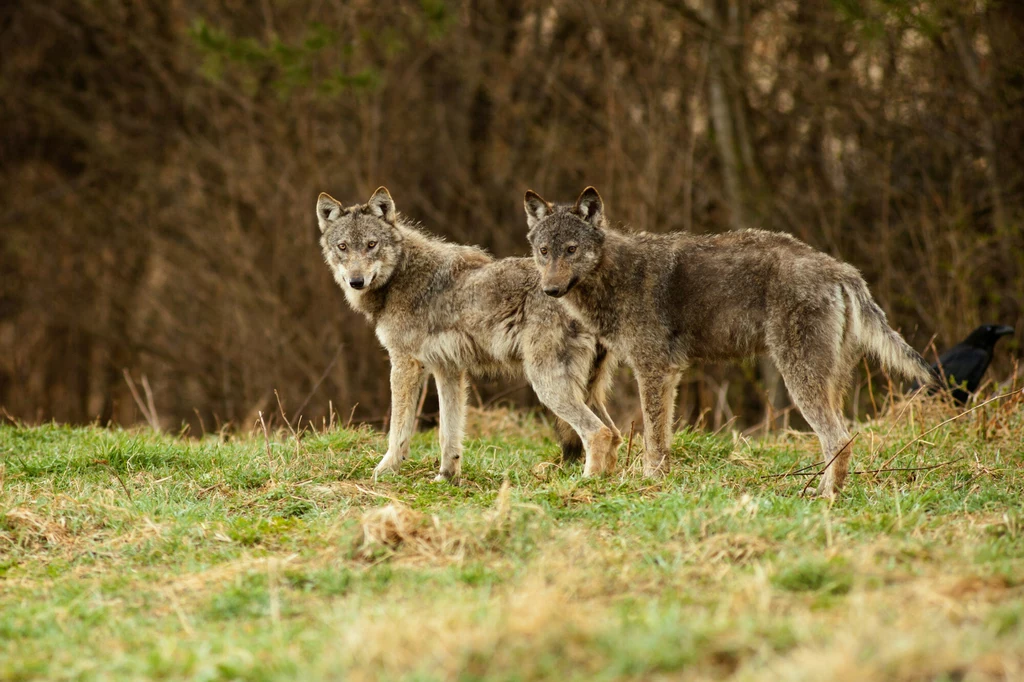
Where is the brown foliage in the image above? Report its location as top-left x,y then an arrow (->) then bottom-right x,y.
1,0 -> 1021,431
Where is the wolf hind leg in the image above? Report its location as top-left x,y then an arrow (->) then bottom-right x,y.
771,299 -> 859,496
593,401 -> 622,448
776,361 -> 852,497
553,417 -> 584,463
434,369 -> 467,484
817,351 -> 860,496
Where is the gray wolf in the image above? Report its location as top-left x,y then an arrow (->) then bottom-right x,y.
523,187 -> 933,496
317,187 -> 621,481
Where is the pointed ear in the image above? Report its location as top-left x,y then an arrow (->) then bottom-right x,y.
317,192 -> 343,233
573,187 -> 605,229
524,190 -> 553,229
368,186 -> 397,223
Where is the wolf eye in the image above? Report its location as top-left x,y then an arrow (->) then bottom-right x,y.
338,243 -> 347,251
367,241 -> 378,249
566,245 -> 577,254
539,247 -> 548,256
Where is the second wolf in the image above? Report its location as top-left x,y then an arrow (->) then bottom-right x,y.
523,187 -> 933,496
317,187 -> 620,481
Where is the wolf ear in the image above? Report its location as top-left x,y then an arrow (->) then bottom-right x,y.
574,187 -> 605,229
317,193 -> 343,233
524,190 -> 553,229
368,186 -> 397,223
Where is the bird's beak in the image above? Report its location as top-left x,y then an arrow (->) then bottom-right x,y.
995,325 -> 1014,337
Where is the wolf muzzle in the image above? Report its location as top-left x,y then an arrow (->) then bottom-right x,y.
349,276 -> 365,290
542,276 -> 579,298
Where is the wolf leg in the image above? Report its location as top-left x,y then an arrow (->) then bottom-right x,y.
553,417 -> 584,463
589,351 -> 623,449
530,373 -> 616,476
777,367 -> 851,497
553,393 -> 621,466
809,405 -> 852,498
593,401 -> 622,449
434,369 -> 467,483
816,356 -> 859,497
557,344 -> 621,464
771,306 -> 857,497
373,355 -> 425,480
637,369 -> 681,477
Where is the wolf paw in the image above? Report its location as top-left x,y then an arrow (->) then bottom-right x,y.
583,427 -> 618,476
814,477 -> 839,499
643,458 -> 669,478
434,471 -> 461,485
583,452 -> 618,477
372,452 -> 403,481
813,468 -> 847,498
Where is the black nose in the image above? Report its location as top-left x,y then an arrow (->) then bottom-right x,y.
349,277 -> 365,290
543,286 -> 563,297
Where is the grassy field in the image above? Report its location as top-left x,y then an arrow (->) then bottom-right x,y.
2,395 -> 1023,681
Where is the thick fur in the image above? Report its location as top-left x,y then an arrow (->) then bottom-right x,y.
317,188 -> 621,482
524,187 -> 933,496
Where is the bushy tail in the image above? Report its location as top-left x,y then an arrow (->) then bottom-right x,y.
847,281 -> 934,386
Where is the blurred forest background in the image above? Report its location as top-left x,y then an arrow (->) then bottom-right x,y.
2,0 -> 1022,435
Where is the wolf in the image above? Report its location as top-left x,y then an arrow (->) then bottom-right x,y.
317,187 -> 621,482
523,187 -> 933,496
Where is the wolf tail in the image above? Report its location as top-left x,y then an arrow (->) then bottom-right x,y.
845,279 -> 934,386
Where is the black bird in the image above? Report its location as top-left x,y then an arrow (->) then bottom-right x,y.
912,324 -> 1014,405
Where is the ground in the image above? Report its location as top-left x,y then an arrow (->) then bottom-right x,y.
1,395 -> 1023,681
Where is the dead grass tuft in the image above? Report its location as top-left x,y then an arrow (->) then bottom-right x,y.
463,406 -> 548,441
697,533 -> 774,564
2,508 -> 71,548
353,502 -> 482,565
939,574 -> 1016,601
354,481 -> 520,564
357,503 -> 432,552
333,570 -> 594,682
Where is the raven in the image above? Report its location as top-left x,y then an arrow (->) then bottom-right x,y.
912,324 -> 1014,405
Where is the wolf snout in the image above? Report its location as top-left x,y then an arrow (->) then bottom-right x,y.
349,276 -> 365,290
543,276 -> 579,297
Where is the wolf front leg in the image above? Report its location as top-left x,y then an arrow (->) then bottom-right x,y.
434,369 -> 467,483
373,355 -> 425,480
588,351 -> 623,449
530,371 -> 616,476
636,367 -> 682,477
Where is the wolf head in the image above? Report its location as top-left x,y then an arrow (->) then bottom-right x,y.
317,187 -> 404,294
523,187 -> 606,298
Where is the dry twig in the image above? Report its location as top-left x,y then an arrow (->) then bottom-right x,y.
123,369 -> 161,432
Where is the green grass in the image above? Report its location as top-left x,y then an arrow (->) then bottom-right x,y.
1,398 -> 1023,681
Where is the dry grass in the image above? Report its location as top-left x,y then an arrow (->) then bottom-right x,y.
1,397 -> 1022,680
2,508 -> 70,549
